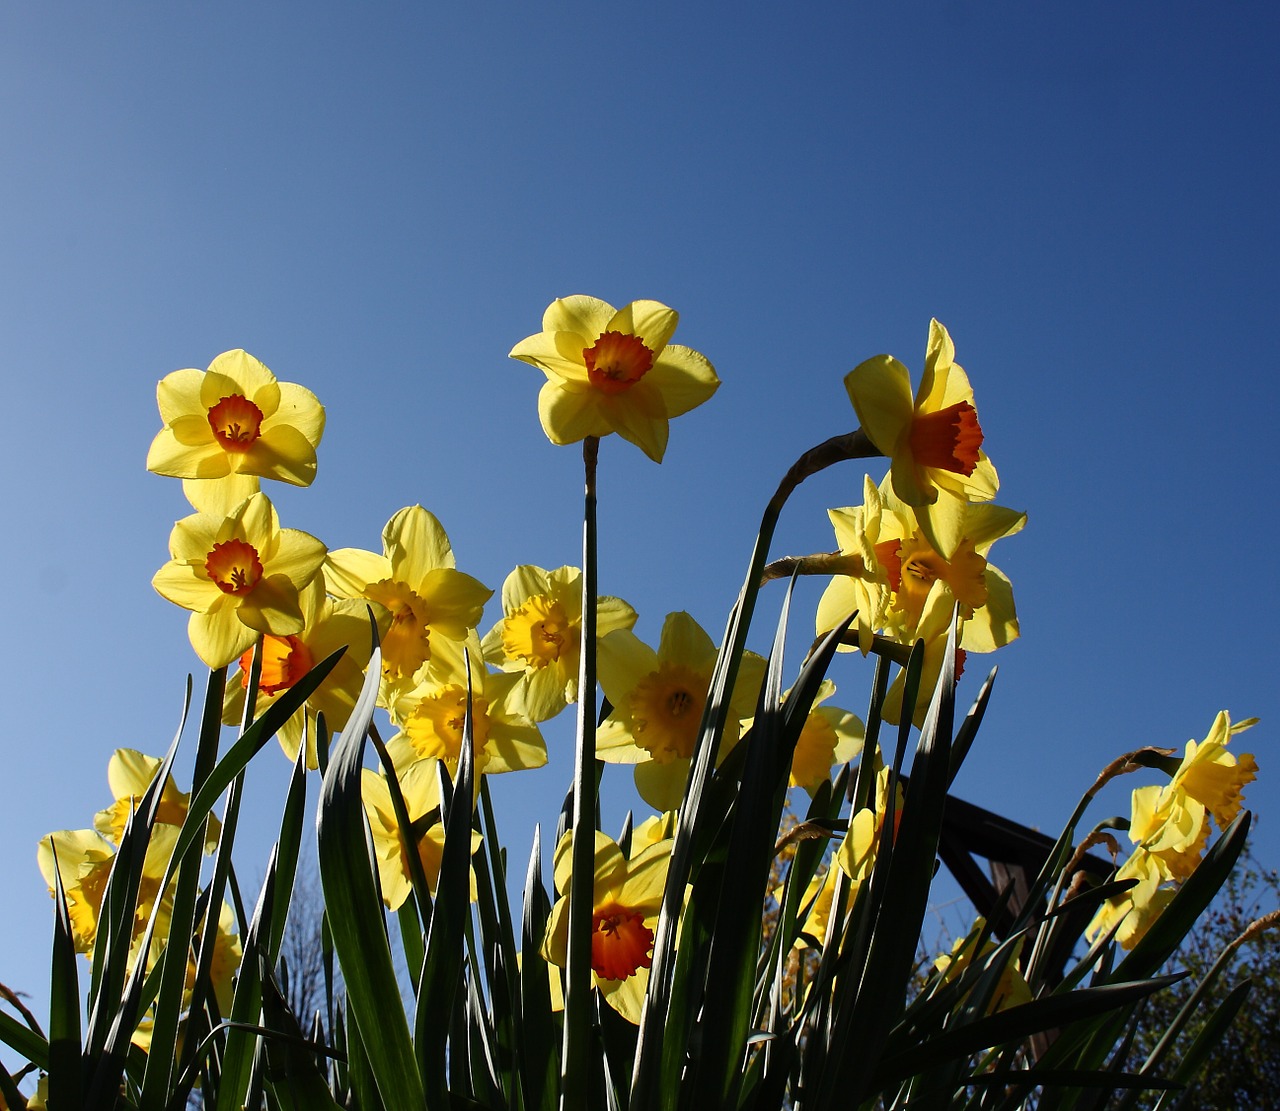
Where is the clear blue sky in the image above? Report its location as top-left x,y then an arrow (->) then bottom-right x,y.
1,2 -> 1276,1033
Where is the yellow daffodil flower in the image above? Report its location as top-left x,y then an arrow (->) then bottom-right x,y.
133,902 -> 241,1050
481,564 -> 637,722
880,587 -> 970,728
362,762 -> 482,910
597,611 -> 766,812
542,829 -> 672,1023
1127,711 -> 1258,880
1086,847 -> 1174,950
93,749 -> 220,853
844,320 -> 998,555
836,762 -> 903,890
152,492 -> 327,668
222,576 -> 385,768
325,506 -> 491,694
510,295 -> 720,463
37,824 -> 178,955
147,349 -> 325,486
386,632 -> 546,783
933,917 -> 1032,1013
744,679 -> 864,796
815,476 -> 892,654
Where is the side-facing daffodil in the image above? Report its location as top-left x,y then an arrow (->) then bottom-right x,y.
1085,846 -> 1173,951
93,748 -> 220,852
1128,710 -> 1257,880
222,576 -> 385,768
933,917 -> 1032,1013
786,680 -> 865,795
152,492 -> 327,668
597,611 -> 766,812
510,296 -> 719,463
481,564 -> 637,722
844,320 -> 998,556
147,349 -> 325,486
542,829 -> 672,1023
362,761 -> 482,909
386,631 -> 546,784
325,506 -> 491,694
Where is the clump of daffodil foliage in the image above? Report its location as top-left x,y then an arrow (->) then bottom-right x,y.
1,303 -> 1268,1111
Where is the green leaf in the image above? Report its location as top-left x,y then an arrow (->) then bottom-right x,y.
47,844 -> 83,1111
415,685 -> 476,1107
317,644 -> 425,1111
520,826 -> 559,1111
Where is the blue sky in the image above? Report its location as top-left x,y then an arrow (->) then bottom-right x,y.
1,2 -> 1276,1038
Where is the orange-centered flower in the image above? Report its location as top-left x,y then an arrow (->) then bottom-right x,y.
591,902 -> 655,981
582,331 -> 655,394
510,295 -> 719,462
207,394 -> 265,452
205,538 -> 264,596
907,401 -> 983,476
148,349 -> 325,486
239,634 -> 314,696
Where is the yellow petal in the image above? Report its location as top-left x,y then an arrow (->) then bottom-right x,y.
844,356 -> 913,459
608,300 -> 678,354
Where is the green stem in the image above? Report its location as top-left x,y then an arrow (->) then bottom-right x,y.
631,428 -> 878,1109
561,435 -> 600,1111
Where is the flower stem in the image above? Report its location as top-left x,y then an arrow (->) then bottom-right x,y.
561,434 -> 600,1110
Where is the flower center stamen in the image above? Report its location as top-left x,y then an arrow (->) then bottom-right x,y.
629,664 -> 707,763
582,331 -> 655,395
502,594 -> 578,669
207,394 -> 265,452
908,401 -> 983,475
591,902 -> 654,981
205,538 -> 264,595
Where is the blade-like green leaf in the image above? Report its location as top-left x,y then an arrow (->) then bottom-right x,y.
317,644 -> 425,1111
47,843 -> 83,1111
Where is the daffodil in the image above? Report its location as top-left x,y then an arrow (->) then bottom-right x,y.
1085,847 -> 1173,950
481,564 -> 637,722
743,679 -> 864,795
1128,711 -> 1258,880
880,587 -> 970,728
325,506 -> 491,694
933,918 -> 1032,1013
836,761 -> 903,890
814,476 -> 892,654
93,749 -> 220,852
844,320 -> 998,555
873,479 -> 1024,648
37,824 -> 178,954
510,296 -> 720,463
597,611 -> 766,812
222,576 -> 385,768
362,762 -> 482,909
542,829 -> 672,1023
147,349 -> 325,486
152,492 -> 327,668
386,632 -> 546,783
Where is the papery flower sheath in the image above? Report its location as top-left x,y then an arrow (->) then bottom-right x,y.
510,296 -> 719,462
147,349 -> 325,486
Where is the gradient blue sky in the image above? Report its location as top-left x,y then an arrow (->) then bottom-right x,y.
2,2 -> 1276,1036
